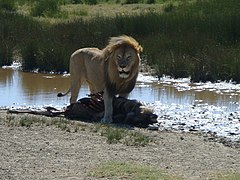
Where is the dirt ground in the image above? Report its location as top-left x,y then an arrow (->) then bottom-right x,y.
0,111 -> 239,180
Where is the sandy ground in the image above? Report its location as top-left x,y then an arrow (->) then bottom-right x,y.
0,111 -> 240,180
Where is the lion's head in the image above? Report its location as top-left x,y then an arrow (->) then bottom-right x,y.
103,35 -> 143,83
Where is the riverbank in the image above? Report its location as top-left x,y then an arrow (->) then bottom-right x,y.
0,110 -> 240,179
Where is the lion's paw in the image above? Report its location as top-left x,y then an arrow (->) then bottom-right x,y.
101,117 -> 113,124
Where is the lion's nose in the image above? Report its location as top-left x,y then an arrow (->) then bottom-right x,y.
120,65 -> 126,69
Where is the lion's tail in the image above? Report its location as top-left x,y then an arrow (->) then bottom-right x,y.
57,89 -> 70,97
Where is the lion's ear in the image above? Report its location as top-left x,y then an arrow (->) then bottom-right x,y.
137,45 -> 143,53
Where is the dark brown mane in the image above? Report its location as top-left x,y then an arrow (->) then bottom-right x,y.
102,35 -> 142,97
104,69 -> 138,97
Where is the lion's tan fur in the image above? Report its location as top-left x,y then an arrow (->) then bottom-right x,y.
58,35 -> 142,123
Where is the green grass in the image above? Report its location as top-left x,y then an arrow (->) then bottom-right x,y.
101,126 -> 127,144
89,161 -> 182,180
100,125 -> 153,146
124,131 -> 152,146
1,0 -> 240,82
4,114 -> 153,146
211,172 -> 240,180
90,162 -> 240,179
6,114 -> 78,132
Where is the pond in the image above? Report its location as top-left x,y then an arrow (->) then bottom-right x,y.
1,65 -> 240,141
0,66 -> 239,111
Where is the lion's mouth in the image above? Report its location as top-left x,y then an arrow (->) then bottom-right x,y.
119,70 -> 130,78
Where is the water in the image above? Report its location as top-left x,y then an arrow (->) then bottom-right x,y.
1,66 -> 240,141
0,67 -> 239,111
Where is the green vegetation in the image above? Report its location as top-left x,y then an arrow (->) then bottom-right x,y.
6,114 -> 73,131
211,172 -> 240,180
4,114 -> 153,146
100,125 -> 153,146
101,126 -> 127,144
0,0 -> 16,11
89,161 -> 182,179
1,0 -> 240,82
30,0 -> 62,17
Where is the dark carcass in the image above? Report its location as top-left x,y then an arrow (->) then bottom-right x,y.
65,92 -> 158,128
8,92 -> 158,128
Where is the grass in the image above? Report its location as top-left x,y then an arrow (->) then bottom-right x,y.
100,125 -> 153,146
6,114 -> 78,133
61,3 -> 165,20
210,171 -> 240,180
89,161 -> 182,180
101,126 -> 127,144
89,161 -> 240,179
1,0 -> 240,82
4,114 -> 153,146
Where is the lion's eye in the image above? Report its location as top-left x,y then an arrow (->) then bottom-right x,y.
127,55 -> 132,60
117,55 -> 122,60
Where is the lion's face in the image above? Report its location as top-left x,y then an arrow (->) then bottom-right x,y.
113,45 -> 140,79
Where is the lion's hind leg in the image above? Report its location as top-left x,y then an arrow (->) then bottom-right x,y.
70,77 -> 82,104
86,80 -> 99,95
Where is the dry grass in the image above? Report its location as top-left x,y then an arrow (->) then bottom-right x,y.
61,3 -> 165,19
4,114 -> 154,146
89,161 -> 183,180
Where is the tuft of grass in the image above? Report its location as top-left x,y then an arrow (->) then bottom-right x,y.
101,126 -> 126,144
89,161 -> 182,179
4,114 -> 75,132
19,117 -> 34,127
210,172 -> 240,180
55,119 -> 71,132
6,114 -> 17,126
6,115 -> 42,127
100,126 -> 153,146
124,131 -> 152,146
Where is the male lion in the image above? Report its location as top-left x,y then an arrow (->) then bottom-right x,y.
58,35 -> 143,123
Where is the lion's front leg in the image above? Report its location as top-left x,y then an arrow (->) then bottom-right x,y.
101,91 -> 113,124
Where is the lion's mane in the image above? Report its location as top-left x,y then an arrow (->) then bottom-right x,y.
102,35 -> 143,96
